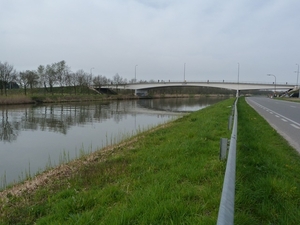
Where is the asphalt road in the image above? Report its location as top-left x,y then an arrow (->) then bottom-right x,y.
246,97 -> 300,153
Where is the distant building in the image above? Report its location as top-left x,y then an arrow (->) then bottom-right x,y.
8,81 -> 19,89
0,80 -> 20,89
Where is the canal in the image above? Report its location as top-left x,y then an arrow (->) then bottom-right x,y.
0,97 -> 227,188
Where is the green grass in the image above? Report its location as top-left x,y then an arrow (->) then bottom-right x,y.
235,97 -> 300,224
1,97 -> 300,224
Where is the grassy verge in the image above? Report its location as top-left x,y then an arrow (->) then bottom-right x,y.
235,97 -> 300,224
276,97 -> 300,103
0,98 -> 234,224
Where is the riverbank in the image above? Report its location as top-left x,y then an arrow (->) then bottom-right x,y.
1,97 -> 300,224
0,94 -> 135,105
0,93 -> 232,105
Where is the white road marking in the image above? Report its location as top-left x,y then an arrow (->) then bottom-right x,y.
249,100 -> 300,127
281,119 -> 287,122
291,124 -> 300,129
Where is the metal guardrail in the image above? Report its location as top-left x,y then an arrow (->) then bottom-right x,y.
217,97 -> 238,225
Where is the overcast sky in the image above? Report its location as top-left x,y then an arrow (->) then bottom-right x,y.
1,0 -> 300,84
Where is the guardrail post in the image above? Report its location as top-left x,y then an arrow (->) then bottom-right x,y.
220,138 -> 228,160
228,115 -> 233,130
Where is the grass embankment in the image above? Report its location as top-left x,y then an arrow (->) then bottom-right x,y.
1,97 -> 300,224
0,98 -> 233,224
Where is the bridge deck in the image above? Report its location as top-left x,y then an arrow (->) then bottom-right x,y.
102,81 -> 295,91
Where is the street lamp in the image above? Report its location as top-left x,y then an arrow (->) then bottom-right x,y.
267,74 -> 277,97
296,64 -> 299,98
237,63 -> 240,97
135,65 -> 138,83
184,63 -> 186,82
237,63 -> 240,83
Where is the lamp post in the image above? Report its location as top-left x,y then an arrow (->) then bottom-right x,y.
296,64 -> 299,98
267,74 -> 276,97
237,63 -> 240,97
184,63 -> 186,82
135,65 -> 138,83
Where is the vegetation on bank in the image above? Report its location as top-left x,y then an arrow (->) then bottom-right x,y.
0,86 -> 132,105
1,97 -> 300,224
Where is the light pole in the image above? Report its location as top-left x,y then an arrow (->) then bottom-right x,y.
135,65 -> 138,83
184,63 -> 186,82
90,67 -> 94,76
267,74 -> 277,97
296,64 -> 299,98
237,63 -> 240,97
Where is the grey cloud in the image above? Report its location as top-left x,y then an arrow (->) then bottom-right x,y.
0,0 -> 300,84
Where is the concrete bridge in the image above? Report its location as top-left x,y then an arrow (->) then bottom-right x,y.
101,81 -> 295,96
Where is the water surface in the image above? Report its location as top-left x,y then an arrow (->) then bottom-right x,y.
0,97 -> 227,187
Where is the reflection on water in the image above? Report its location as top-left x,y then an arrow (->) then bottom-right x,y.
0,97 -> 227,187
137,97 -> 225,112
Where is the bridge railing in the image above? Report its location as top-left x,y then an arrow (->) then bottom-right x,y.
98,80 -> 295,87
119,80 -> 295,85
217,97 -> 238,225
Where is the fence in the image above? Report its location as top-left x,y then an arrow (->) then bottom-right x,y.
217,97 -> 238,225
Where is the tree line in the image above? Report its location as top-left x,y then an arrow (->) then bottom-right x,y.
1,60 -> 256,97
0,60 -> 130,96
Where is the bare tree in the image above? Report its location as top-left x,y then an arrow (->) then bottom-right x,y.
55,60 -> 70,95
18,71 -> 29,95
45,64 -> 57,95
129,78 -> 135,83
71,72 -> 79,95
113,73 -> 124,91
75,69 -> 88,93
93,75 -> 102,90
113,73 -> 123,84
102,76 -> 109,86
37,65 -> 47,94
27,70 -> 39,91
93,75 -> 108,90
18,70 -> 39,95
0,62 -> 17,96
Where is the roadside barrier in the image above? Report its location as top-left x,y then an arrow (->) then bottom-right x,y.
217,97 -> 238,225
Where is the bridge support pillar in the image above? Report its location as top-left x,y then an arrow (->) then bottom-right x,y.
135,89 -> 148,97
